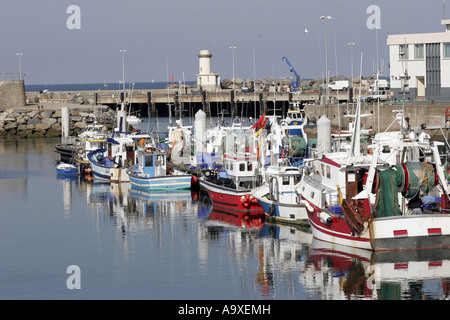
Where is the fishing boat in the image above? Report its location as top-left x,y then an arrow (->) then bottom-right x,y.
126,114 -> 142,124
252,164 -> 307,225
54,123 -> 108,165
296,103 -> 450,252
127,148 -> 192,191
199,117 -> 264,218
331,115 -> 372,140
56,162 -> 78,175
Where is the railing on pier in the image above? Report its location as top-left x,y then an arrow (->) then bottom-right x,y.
0,73 -> 24,81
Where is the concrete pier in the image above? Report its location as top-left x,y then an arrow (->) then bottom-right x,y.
20,87 -> 450,139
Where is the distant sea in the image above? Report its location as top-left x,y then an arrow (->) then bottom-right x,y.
25,81 -> 196,92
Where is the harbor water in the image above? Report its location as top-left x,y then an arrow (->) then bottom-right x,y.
1,120 -> 450,300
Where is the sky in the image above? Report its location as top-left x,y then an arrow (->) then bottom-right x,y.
0,0 -> 447,85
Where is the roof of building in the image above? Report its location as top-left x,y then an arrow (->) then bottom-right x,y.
387,20 -> 450,45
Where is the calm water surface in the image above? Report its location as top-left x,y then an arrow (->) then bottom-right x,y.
1,137 -> 450,300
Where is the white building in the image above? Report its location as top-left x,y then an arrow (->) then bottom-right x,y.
387,19 -> 450,101
196,49 -> 221,91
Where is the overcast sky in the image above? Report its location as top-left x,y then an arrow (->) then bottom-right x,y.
0,0 -> 447,84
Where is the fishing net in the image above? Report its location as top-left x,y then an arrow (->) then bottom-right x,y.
374,162 -> 435,218
289,135 -> 307,157
374,167 -> 403,218
402,162 -> 435,199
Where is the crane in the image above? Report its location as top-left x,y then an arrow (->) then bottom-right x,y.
282,57 -> 300,91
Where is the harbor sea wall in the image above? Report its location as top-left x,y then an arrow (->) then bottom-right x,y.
309,102 -> 449,136
0,105 -> 116,139
0,80 -> 26,108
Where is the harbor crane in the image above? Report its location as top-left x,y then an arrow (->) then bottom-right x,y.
282,57 -> 300,91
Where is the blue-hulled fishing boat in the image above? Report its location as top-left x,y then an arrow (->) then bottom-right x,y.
126,148 -> 192,191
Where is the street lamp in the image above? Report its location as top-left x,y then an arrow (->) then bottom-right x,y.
16,53 -> 23,81
229,46 -> 237,91
119,49 -> 126,91
320,15 -> 332,108
347,42 -> 355,89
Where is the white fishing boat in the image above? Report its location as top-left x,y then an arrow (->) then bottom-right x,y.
296,102 -> 450,252
87,102 -> 153,183
126,114 -> 142,124
251,163 -> 307,225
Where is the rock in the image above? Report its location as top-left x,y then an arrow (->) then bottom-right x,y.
16,117 -> 26,125
40,111 -> 53,118
74,121 -> 87,129
34,123 -> 50,131
52,111 -> 62,118
51,123 -> 61,131
42,117 -> 57,125
27,117 -> 41,125
28,111 -> 39,118
4,122 -> 18,130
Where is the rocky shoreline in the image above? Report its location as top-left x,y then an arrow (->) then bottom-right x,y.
0,105 -> 116,139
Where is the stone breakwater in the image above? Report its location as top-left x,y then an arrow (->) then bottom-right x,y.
0,105 -> 116,139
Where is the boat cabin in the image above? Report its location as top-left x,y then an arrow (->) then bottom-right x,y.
263,165 -> 302,201
299,152 -> 372,212
136,150 -> 167,178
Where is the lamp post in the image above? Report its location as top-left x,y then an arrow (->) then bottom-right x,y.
347,42 -> 355,90
119,49 -> 126,91
16,53 -> 23,81
229,46 -> 237,92
320,15 -> 332,109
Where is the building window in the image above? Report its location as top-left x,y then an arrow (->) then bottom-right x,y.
444,43 -> 450,58
414,44 -> 424,59
399,44 -> 408,60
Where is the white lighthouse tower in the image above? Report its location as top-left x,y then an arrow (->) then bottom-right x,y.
196,49 -> 221,91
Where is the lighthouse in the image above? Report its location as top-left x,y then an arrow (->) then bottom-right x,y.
196,49 -> 221,91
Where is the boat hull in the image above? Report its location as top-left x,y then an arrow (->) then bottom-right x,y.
110,167 -> 130,183
128,173 -> 192,191
56,163 -> 78,175
369,214 -> 450,251
252,187 -> 308,225
305,198 -> 450,251
259,199 -> 308,226
87,149 -> 113,181
200,179 -> 264,217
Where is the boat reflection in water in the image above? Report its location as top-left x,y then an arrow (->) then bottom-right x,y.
57,172 -> 450,300
304,238 -> 450,300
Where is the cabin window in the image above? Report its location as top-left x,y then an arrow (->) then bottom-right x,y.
247,162 -> 252,171
282,176 -> 290,185
239,163 -> 245,172
326,166 -> 331,179
310,191 -> 315,199
321,164 -> 325,176
347,172 -> 356,182
144,155 -> 153,167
